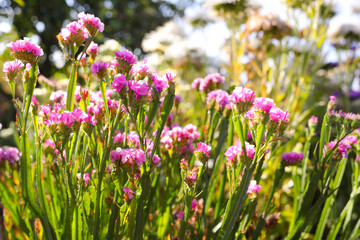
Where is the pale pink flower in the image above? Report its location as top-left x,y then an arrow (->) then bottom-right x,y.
78,12 -> 104,36
247,180 -> 262,194
253,97 -> 275,114
3,60 -> 24,80
229,87 -> 255,113
206,90 -> 230,109
86,41 -> 98,59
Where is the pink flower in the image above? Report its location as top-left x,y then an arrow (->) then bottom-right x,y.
50,90 -> 66,102
268,107 -> 289,132
165,72 -> 176,82
110,148 -> 146,167
91,61 -> 109,74
151,72 -> 168,92
3,60 -> 24,80
149,152 -> 161,167
78,12 -> 104,36
86,41 -> 98,59
200,73 -> 225,92
128,80 -> 149,99
115,50 -> 137,65
229,87 -> 255,113
77,173 -> 91,186
0,147 -> 21,164
114,132 -> 125,144
345,135 -> 357,145
123,187 -> 135,200
206,90 -> 230,109
191,77 -> 202,90
111,74 -> 128,92
225,141 -> 255,167
195,142 -> 212,163
196,142 -> 211,157
130,64 -> 149,80
7,38 -> 43,64
176,211 -> 184,219
281,152 -> 304,166
247,180 -> 262,194
191,199 -> 197,211
253,97 -> 275,114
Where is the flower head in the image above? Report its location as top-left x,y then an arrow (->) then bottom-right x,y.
123,187 -> 135,201
114,50 -> 137,74
225,141 -> 255,168
247,180 -> 262,200
111,74 -> 127,93
91,61 -> 109,79
8,38 -> 43,64
78,12 -> 104,36
206,90 -> 230,109
194,142 -> 212,164
281,152 -> 304,166
86,41 -> 98,59
229,87 -> 255,113
3,60 -> 24,81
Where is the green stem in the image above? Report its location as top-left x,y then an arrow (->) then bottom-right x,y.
314,157 -> 348,239
65,62 -> 79,111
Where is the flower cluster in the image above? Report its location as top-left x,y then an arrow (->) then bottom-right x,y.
281,152 -> 304,166
324,135 -> 357,160
3,60 -> 24,81
194,142 -> 212,164
160,124 -> 200,156
225,141 -> 255,168
0,147 -> 21,164
7,38 -> 43,65
191,73 -> 225,93
229,87 -> 256,114
206,90 -> 230,110
78,12 -> 104,37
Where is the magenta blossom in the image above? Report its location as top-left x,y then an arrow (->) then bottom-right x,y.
229,87 -> 255,113
78,12 -> 104,36
110,148 -> 146,167
115,50 -> 137,65
281,152 -> 304,166
91,61 -> 109,78
151,72 -> 168,92
123,187 -> 135,200
77,173 -> 91,186
176,211 -> 184,219
8,38 -> 43,64
0,147 -> 21,164
206,90 -> 230,109
111,74 -> 127,93
195,142 -> 212,163
225,141 -> 255,167
191,199 -> 197,211
128,80 -> 149,99
191,77 -> 202,90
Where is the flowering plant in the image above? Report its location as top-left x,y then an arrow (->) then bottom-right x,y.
1,11 -> 360,240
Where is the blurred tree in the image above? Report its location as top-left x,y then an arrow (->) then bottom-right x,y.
3,0 -> 185,76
